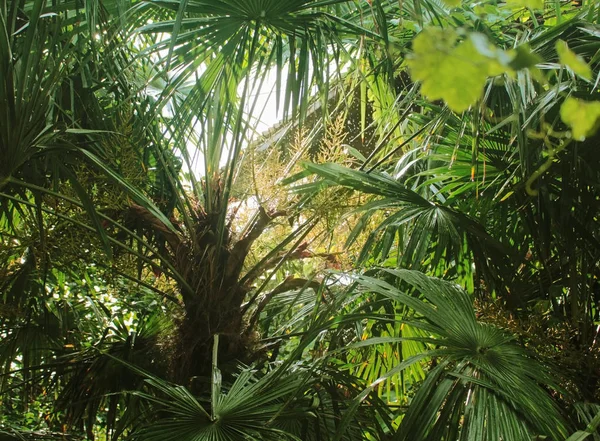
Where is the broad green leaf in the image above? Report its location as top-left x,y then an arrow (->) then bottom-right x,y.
508,45 -> 542,70
506,0 -> 544,10
407,29 -> 510,112
442,0 -> 462,7
556,40 -> 592,80
560,97 -> 600,140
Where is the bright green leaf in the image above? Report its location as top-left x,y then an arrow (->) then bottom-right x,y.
442,0 -> 462,8
508,45 -> 542,70
556,40 -> 592,80
560,97 -> 600,140
407,29 -> 510,113
506,0 -> 544,10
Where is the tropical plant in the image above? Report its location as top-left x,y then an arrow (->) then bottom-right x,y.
301,0 -> 600,405
2,0 -> 600,440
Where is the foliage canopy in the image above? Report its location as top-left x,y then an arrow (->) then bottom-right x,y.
1,0 -> 600,440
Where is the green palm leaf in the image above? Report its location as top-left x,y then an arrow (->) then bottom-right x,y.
349,269 -> 571,441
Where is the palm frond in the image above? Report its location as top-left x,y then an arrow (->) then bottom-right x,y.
349,269 -> 571,441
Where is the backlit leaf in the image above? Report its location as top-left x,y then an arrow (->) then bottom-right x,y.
506,0 -> 544,10
556,40 -> 592,80
407,29 -> 510,112
560,97 -> 600,140
508,44 -> 542,70
442,0 -> 462,7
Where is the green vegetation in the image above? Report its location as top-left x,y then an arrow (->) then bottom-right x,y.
1,0 -> 600,439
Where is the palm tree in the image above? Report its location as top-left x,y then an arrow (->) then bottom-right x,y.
2,0 -> 600,439
1,0 -> 384,435
94,0 -> 391,383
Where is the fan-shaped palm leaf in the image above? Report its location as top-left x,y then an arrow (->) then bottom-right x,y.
347,269 -> 571,441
